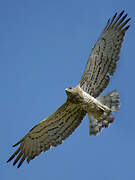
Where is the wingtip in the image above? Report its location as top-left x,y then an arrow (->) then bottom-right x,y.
17,165 -> 21,168
112,12 -> 117,21
12,139 -> 23,147
122,25 -> 130,33
114,12 -> 117,17
7,153 -> 16,163
17,162 -> 22,168
7,146 -> 21,165
7,157 -> 10,163
107,10 -> 131,31
123,13 -> 128,19
13,161 -> 16,166
120,10 -> 125,15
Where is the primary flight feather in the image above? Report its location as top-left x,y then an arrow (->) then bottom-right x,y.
7,10 -> 130,168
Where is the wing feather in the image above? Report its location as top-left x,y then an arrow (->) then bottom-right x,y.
7,101 -> 86,167
80,11 -> 130,97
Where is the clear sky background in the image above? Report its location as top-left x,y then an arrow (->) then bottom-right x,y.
1,0 -> 135,179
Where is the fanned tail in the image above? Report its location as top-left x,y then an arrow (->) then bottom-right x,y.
88,90 -> 120,136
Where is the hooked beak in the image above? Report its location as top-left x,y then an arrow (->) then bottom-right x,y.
65,88 -> 72,93
65,88 -> 72,96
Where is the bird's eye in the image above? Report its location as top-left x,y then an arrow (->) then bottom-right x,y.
68,87 -> 72,89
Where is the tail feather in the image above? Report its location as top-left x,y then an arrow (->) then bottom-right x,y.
88,90 -> 120,136
97,90 -> 120,112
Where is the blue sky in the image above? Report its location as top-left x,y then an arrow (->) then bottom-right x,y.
1,0 -> 135,179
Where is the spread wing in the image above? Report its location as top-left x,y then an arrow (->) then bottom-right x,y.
7,101 -> 86,168
80,11 -> 130,97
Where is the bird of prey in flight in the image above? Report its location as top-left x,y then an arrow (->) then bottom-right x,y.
7,10 -> 130,168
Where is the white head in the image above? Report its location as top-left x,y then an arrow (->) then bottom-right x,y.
65,86 -> 83,103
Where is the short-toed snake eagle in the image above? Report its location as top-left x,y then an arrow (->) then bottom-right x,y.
7,10 -> 130,168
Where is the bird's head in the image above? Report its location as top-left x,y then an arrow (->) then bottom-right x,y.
65,87 -> 74,98
65,86 -> 83,103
